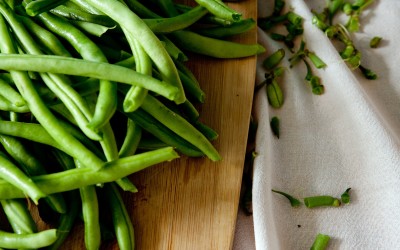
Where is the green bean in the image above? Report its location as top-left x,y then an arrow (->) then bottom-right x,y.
0,77 -> 26,107
24,0 -> 67,16
160,35 -> 188,62
19,15 -> 72,57
70,20 -> 113,37
194,0 -> 241,22
68,0 -> 103,15
84,0 -> 186,104
0,95 -> 29,112
272,189 -> 301,207
193,120 -> 219,141
35,11 -> 117,131
179,100 -> 200,121
138,136 -> 169,151
121,27 -> 150,113
125,0 -> 159,18
172,30 -> 265,58
0,120 -> 62,150
0,229 -> 57,249
84,93 -> 137,192
310,233 -> 330,250
0,147 -> 179,199
119,119 -> 142,158
50,5 -> 116,27
105,183 -> 135,250
178,69 -> 205,103
304,195 -> 341,208
0,151 -> 46,204
75,160 -> 101,250
141,95 -> 220,161
0,54 -> 180,101
119,101 -> 204,157
0,133 -> 66,213
143,5 -> 208,34
44,191 -> 80,250
1,199 -> 37,234
196,18 -> 256,38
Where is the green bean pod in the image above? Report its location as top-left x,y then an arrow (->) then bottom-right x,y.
0,229 -> 58,249
172,30 -> 265,58
0,147 -> 179,200
194,0 -> 242,22
1,199 -> 37,234
304,195 -> 341,208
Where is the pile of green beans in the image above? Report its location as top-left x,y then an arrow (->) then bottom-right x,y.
0,0 -> 264,249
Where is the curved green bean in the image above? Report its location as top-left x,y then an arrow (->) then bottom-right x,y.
194,0 -> 242,22
0,147 -> 179,199
0,54 -> 180,101
143,5 -> 208,33
24,0 -> 67,16
119,119 -> 142,158
0,151 -> 46,204
1,199 -> 37,234
0,77 -> 26,107
141,95 -> 221,161
75,160 -> 101,250
0,229 -> 57,249
50,5 -> 116,27
172,30 -> 265,58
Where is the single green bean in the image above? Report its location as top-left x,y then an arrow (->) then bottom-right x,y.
119,119 -> 142,158
159,35 -> 188,62
196,18 -> 256,38
310,233 -> 330,250
50,5 -> 116,27
68,0 -> 103,15
24,0 -> 67,16
70,20 -> 113,37
0,147 -> 179,199
44,191 -> 80,250
304,195 -> 341,208
143,5 -> 208,33
75,160 -> 101,250
0,95 -> 29,113
1,199 -> 37,234
194,0 -> 241,22
0,151 -> 45,204
121,27 -> 150,113
172,30 -> 265,58
105,183 -> 135,250
0,77 -> 26,106
0,229 -> 57,249
178,69 -> 205,103
193,120 -> 219,141
141,95 -> 220,161
0,54 -> 180,101
19,15 -> 72,57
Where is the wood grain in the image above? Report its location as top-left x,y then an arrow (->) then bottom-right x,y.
40,1 -> 257,249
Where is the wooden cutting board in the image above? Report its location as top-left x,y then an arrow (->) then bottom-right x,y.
53,1 -> 258,249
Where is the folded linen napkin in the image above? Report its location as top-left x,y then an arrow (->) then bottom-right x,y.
234,0 -> 400,249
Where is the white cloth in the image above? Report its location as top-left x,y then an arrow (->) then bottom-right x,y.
234,0 -> 400,249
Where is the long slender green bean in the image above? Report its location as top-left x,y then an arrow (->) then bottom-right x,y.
50,5 -> 116,27
0,77 -> 25,106
24,0 -> 67,16
19,15 -> 72,57
0,53 -> 180,101
44,191 -> 80,250
195,18 -> 256,38
1,199 -> 37,234
160,35 -> 188,61
84,0 -> 186,104
194,0 -> 242,22
141,95 -> 221,161
0,151 -> 46,204
0,147 -> 179,199
0,229 -> 58,249
143,5 -> 208,33
119,118 -> 142,158
172,30 -> 265,58
105,183 -> 135,250
75,160 -> 101,250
